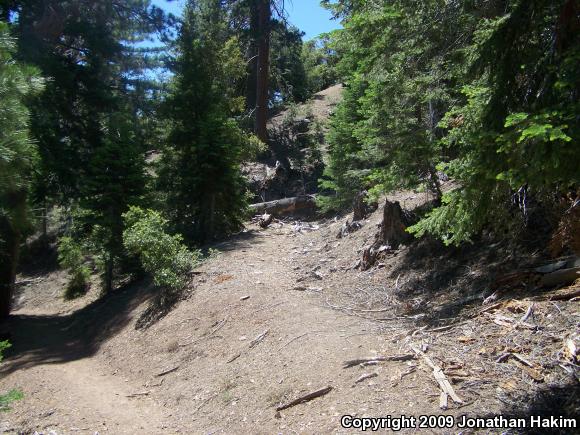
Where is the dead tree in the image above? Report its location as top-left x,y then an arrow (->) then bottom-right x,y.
361,200 -> 411,270
352,190 -> 378,221
250,195 -> 316,217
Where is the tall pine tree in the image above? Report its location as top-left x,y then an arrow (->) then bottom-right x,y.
159,0 -> 259,244
0,22 -> 43,318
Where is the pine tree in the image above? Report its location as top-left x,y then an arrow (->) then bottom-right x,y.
2,0 -> 168,292
159,0 -> 260,244
0,22 -> 43,318
322,0 -> 579,244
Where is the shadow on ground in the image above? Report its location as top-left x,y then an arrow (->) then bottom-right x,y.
208,229 -> 265,253
475,378 -> 580,434
390,231 -> 551,327
0,278 -> 155,376
1,228 -> 268,374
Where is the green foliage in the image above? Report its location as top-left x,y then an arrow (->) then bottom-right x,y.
269,23 -> 309,103
301,33 -> 340,94
123,207 -> 200,291
0,389 -> 23,412
0,23 -> 43,203
0,341 -> 23,412
78,112 -> 146,292
0,21 -> 43,318
317,77 -> 368,212
2,1 -> 166,294
158,0 -> 257,243
0,340 -> 9,363
321,0 -> 579,244
57,237 -> 90,299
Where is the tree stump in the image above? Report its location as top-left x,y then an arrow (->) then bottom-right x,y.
361,200 -> 411,270
352,190 -> 378,221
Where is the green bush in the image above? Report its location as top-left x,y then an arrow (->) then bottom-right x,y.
57,236 -> 90,299
122,207 -> 200,291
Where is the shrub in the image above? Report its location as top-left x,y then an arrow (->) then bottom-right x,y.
122,207 -> 200,291
57,236 -> 90,299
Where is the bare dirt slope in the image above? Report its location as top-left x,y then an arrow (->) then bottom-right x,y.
1,192 -> 578,434
0,201 -> 449,434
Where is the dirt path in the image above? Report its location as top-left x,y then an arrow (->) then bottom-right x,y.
0,211 -> 476,433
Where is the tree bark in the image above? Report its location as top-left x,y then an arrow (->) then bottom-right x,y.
250,195 -> 316,216
0,215 -> 20,320
104,254 -> 114,294
254,0 -> 270,143
246,2 -> 259,112
361,200 -> 411,270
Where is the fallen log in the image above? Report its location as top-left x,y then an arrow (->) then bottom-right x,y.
540,267 -> 580,288
250,195 -> 316,217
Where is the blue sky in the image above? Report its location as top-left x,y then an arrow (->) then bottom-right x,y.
151,0 -> 341,41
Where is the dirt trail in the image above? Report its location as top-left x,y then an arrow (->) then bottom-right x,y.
0,212 -> 438,434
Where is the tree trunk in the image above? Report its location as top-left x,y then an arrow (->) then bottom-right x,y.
104,254 -> 114,294
254,0 -> 270,143
250,195 -> 316,216
0,215 -> 20,320
353,190 -> 377,221
246,3 -> 259,112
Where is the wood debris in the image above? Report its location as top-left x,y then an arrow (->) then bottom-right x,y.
391,365 -> 417,387
410,345 -> 464,408
156,365 -> 180,377
548,287 -> 580,301
495,352 -> 544,382
510,359 -> 544,382
179,318 -> 228,347
126,391 -> 150,398
353,372 -> 378,385
258,213 -> 273,228
275,386 -> 333,411
343,354 -> 415,368
562,338 -> 578,364
227,353 -> 241,363
249,329 -> 269,348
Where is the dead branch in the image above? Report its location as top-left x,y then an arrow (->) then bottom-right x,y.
227,353 -> 241,363
126,391 -> 150,398
156,365 -> 180,377
343,354 -> 415,368
275,386 -> 333,411
549,288 -> 580,301
410,345 -> 464,407
249,329 -> 269,348
520,304 -> 534,322
353,372 -> 378,385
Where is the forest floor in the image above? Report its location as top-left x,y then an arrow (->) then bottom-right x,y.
1,190 -> 578,434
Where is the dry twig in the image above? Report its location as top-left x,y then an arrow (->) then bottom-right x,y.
276,386 -> 333,411
343,354 -> 415,368
410,345 -> 464,408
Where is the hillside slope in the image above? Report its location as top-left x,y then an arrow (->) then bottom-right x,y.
2,192 -> 578,433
